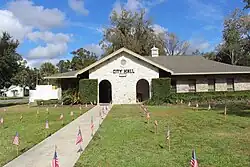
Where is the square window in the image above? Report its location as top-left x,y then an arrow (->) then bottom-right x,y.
188,79 -> 196,92
208,79 -> 215,92
226,78 -> 234,91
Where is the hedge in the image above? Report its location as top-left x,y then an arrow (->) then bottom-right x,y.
79,79 -> 98,104
0,97 -> 25,100
150,78 -> 171,104
171,91 -> 250,104
36,99 -> 61,106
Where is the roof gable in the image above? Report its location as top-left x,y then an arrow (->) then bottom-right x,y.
75,47 -> 174,76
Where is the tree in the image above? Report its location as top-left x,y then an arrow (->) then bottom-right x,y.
39,62 -> 58,84
217,9 -> 250,65
243,0 -> 250,9
57,60 -> 71,73
71,48 -> 97,70
11,67 -> 38,89
165,33 -> 190,56
100,9 -> 166,56
0,32 -> 22,88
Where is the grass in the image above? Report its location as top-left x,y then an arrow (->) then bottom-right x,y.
75,104 -> 250,167
0,104 -> 91,166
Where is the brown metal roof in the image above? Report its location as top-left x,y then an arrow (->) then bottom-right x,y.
145,55 -> 250,75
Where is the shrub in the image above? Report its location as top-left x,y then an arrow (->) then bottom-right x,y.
62,88 -> 80,105
171,91 -> 250,104
36,99 -> 61,106
150,78 -> 171,104
79,79 -> 98,104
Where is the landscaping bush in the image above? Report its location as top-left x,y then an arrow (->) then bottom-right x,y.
171,91 -> 250,104
150,78 -> 171,104
0,97 -> 25,100
62,88 -> 80,105
79,79 -> 98,104
36,99 -> 61,106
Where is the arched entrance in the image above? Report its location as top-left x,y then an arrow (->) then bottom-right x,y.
136,79 -> 150,102
99,80 -> 112,103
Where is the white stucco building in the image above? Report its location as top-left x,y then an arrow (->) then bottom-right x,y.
0,85 -> 29,98
46,47 -> 250,104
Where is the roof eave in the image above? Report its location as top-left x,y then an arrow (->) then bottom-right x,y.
44,76 -> 77,79
173,71 -> 250,75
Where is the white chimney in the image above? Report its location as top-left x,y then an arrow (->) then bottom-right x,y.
151,46 -> 159,57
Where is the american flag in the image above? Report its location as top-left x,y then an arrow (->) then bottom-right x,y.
52,149 -> 59,167
20,115 -> 23,121
166,126 -> 170,140
0,117 -> 3,124
91,116 -> 94,130
59,114 -> 64,120
190,149 -> 198,167
13,132 -> 19,146
45,120 -> 49,129
76,127 -> 83,145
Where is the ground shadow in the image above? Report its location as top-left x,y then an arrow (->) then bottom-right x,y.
0,103 -> 26,108
198,103 -> 250,118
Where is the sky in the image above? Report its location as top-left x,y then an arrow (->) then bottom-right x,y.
0,0 -> 248,67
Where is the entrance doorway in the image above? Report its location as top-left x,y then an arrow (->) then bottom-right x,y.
136,79 -> 150,102
99,80 -> 112,103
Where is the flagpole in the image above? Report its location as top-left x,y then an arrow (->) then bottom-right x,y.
168,137 -> 170,152
16,145 -> 19,156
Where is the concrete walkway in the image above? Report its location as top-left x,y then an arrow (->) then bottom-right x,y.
4,104 -> 112,167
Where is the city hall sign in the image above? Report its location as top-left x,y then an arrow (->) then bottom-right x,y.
113,69 -> 135,77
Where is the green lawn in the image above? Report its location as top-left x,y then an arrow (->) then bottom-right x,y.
75,104 -> 250,167
0,104 -> 91,166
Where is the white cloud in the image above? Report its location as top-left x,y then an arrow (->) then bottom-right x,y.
28,43 -> 68,59
187,0 -> 223,22
84,44 -> 104,57
111,0 -> 166,15
7,0 -> 65,30
27,58 -> 62,68
187,38 -> 211,54
0,10 -> 32,41
68,0 -> 89,15
152,24 -> 167,35
27,31 -> 72,44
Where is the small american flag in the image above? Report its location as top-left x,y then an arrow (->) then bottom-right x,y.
154,120 -> 158,126
52,148 -> 59,167
20,115 -> 23,121
190,149 -> 199,167
45,120 -> 49,129
166,126 -> 170,140
196,103 -> 199,108
0,117 -> 3,124
59,114 -> 64,120
76,127 -> 83,145
13,132 -> 19,146
146,112 -> 150,120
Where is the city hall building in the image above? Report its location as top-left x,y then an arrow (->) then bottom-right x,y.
46,47 -> 250,104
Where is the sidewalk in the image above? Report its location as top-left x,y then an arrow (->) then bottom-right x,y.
4,104 -> 112,167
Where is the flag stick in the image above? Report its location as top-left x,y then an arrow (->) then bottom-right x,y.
168,138 -> 170,152
16,145 -> 19,156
